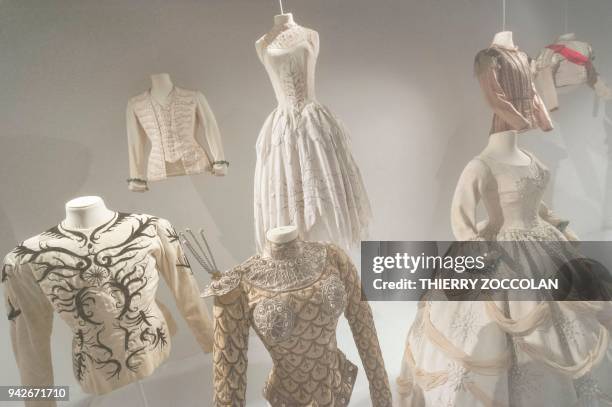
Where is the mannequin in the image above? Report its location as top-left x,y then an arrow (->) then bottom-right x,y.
266,225 -> 298,244
150,73 -> 174,105
491,30 -> 515,49
149,73 -> 227,176
273,12 -> 294,26
480,130 -> 531,166
480,31 -> 531,166
63,196 -> 115,229
205,224 -> 393,406
263,226 -> 301,263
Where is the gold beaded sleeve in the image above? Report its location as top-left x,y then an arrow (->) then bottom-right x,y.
333,245 -> 393,407
209,275 -> 249,407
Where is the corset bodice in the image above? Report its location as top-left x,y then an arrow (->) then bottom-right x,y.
258,25 -> 318,110
480,152 -> 550,233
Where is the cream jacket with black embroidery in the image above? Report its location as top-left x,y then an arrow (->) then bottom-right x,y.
126,87 -> 227,191
2,213 -> 213,406
203,241 -> 392,407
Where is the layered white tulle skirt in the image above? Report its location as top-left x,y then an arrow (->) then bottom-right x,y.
397,224 -> 612,406
254,102 -> 371,251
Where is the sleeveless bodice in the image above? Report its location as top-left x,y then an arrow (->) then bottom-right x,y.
258,25 -> 318,110
479,153 -> 550,234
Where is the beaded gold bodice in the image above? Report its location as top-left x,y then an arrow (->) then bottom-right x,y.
203,241 -> 392,407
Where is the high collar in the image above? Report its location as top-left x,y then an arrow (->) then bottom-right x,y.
264,238 -> 303,261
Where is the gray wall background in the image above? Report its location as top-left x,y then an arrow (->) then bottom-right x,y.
1,0 -> 611,405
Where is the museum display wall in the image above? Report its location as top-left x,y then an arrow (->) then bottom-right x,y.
1,0 -> 611,406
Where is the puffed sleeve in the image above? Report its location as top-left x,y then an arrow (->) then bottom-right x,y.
155,218 -> 213,352
534,67 -> 559,112
538,202 -> 579,242
332,245 -> 393,407
195,92 -> 228,176
475,50 -> 531,131
3,253 -> 56,407
451,159 -> 492,241
531,79 -> 554,131
203,269 -> 249,407
126,100 -> 149,192
309,30 -> 320,58
533,49 -> 560,112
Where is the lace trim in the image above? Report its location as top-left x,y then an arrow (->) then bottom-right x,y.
263,24 -> 309,50
246,242 -> 327,291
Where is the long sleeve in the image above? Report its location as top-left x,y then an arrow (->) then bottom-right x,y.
451,159 -> 491,241
539,202 -> 579,242
156,218 -> 213,352
334,246 -> 392,407
195,92 -> 227,176
211,284 -> 249,407
126,101 -> 149,192
475,51 -> 531,131
2,256 -> 55,407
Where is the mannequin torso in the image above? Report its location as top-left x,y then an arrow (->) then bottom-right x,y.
150,73 -> 174,105
480,130 -> 531,166
63,196 -> 115,229
479,31 -> 531,165
257,13 -> 313,51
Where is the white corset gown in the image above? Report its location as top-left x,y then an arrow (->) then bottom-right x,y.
397,150 -> 612,406
253,24 -> 372,251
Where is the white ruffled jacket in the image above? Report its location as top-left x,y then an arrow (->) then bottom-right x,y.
126,87 -> 227,192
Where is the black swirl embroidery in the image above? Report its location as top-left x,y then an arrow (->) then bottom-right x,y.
8,214 -> 184,386
7,298 -> 21,321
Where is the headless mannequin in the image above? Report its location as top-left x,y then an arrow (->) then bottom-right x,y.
481,31 -> 531,166
147,73 -> 227,176
480,130 -> 530,166
274,12 -> 294,27
491,31 -> 516,50
264,226 -> 300,259
256,12 -> 297,49
150,73 -> 174,105
265,225 -> 301,407
65,196 -> 151,407
63,196 -> 115,229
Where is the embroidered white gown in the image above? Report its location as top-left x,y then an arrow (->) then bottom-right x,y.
397,150 -> 612,406
253,22 -> 372,251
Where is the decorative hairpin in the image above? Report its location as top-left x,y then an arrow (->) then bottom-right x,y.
180,228 -> 221,278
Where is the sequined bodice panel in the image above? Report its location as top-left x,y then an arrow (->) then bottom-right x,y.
205,241 -> 393,407
258,25 -> 318,110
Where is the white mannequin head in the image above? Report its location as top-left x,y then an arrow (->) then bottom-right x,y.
64,196 -> 114,229
274,12 -> 294,26
266,225 -> 298,244
492,31 -> 515,49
